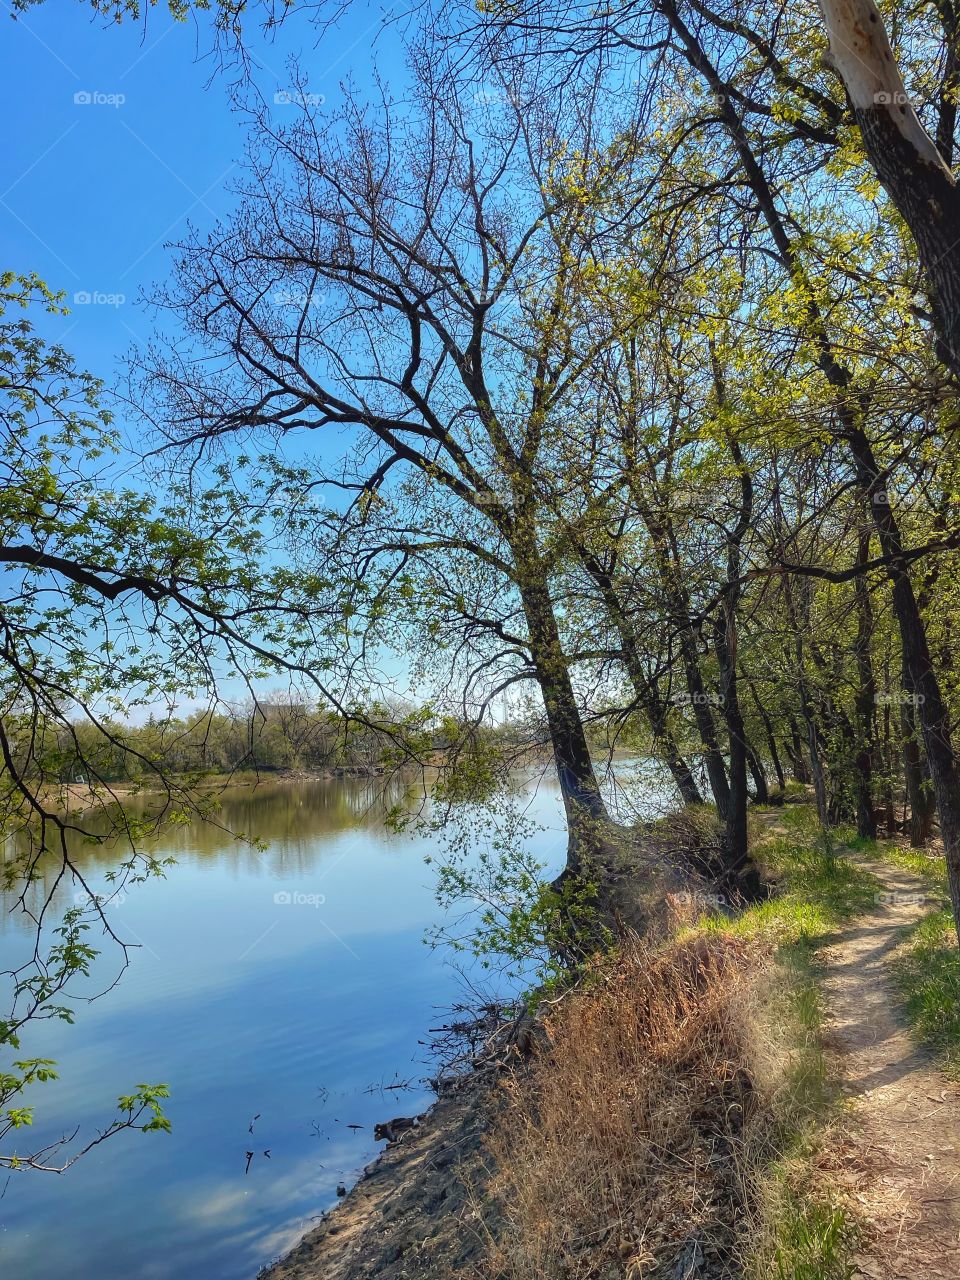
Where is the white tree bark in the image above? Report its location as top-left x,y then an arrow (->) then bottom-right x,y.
817,0 -> 954,178
817,0 -> 960,376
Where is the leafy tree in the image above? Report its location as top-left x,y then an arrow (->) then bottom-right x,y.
142,68 -> 638,891
0,272 -> 343,1169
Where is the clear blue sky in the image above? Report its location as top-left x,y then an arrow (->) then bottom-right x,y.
1,1 -> 406,385
1,2 -> 414,712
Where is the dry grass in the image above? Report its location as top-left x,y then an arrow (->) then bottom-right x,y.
480,934 -> 764,1279
473,812 -> 867,1280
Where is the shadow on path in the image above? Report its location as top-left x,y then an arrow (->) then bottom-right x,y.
821,860 -> 960,1279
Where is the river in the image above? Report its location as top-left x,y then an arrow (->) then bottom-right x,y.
0,765 -> 665,1278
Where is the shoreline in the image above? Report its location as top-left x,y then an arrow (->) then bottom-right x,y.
256,809 -> 724,1279
259,1069 -> 501,1280
40,765 -> 400,812
43,747 -> 648,811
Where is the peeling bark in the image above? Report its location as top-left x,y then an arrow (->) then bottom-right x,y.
818,0 -> 960,376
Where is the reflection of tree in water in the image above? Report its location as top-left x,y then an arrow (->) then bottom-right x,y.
0,764 -> 662,937
0,775 -> 424,936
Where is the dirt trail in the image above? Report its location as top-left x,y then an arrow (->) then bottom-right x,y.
820,859 -> 960,1278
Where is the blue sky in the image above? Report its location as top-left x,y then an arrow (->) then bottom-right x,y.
1,1 -> 406,389
1,2 -> 415,712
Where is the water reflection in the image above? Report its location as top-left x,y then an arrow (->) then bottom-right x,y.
0,763 -> 667,1280
0,773 -> 567,1280
0,774 -> 423,939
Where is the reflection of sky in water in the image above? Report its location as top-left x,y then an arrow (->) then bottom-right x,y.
0,764 -> 667,1279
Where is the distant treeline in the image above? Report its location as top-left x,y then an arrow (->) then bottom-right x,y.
7,700 -> 496,785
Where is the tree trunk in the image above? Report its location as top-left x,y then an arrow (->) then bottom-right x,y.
636,501 -> 730,814
846,425 -> 960,943
786,717 -> 811,784
711,424 -> 755,886
746,741 -> 769,803
576,547 -> 705,806
714,607 -> 749,876
853,526 -> 878,839
785,579 -> 830,824
818,0 -> 960,377
516,567 -> 610,871
645,689 -> 705,805
677,627 -> 731,816
902,697 -> 936,846
745,671 -> 786,790
881,703 -> 897,835
803,694 -> 831,828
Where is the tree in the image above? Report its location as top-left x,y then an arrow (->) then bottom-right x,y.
143,67 -> 652,888
462,0 -> 960,940
0,272 -> 343,1168
817,0 -> 960,378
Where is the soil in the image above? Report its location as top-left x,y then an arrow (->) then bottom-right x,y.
258,1070 -> 501,1280
821,858 -> 960,1279
257,816 -> 715,1280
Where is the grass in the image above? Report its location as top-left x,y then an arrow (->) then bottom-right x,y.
848,833 -> 949,889
769,1202 -> 852,1280
714,805 -> 872,1280
473,806 -> 960,1278
701,806 -> 879,947
481,933 -> 763,1279
891,910 -> 960,1079
845,832 -> 960,1079
478,803 -> 870,1280
740,934 -> 856,1280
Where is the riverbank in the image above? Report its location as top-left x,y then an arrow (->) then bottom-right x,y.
258,805 -> 960,1279
40,765 -> 397,812
254,808 -> 750,1279
43,748 -> 645,811
260,1066 -> 500,1279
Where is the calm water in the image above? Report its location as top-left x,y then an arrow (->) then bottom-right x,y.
0,766 -> 666,1279
0,768 -> 563,1280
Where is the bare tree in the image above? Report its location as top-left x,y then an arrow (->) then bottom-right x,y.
144,62 -> 642,885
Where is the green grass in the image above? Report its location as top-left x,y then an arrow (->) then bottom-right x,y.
694,804 -> 867,1279
848,833 -> 949,890
742,933 -> 858,1280
843,833 -> 960,1077
891,909 -> 960,1079
699,806 -> 879,947
771,1200 -> 854,1280
698,805 -> 960,1273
